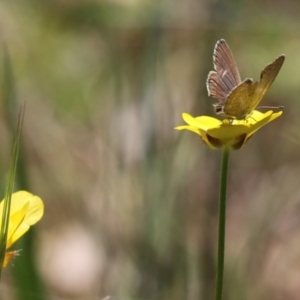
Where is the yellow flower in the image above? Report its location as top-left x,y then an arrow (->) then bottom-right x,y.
0,191 -> 44,267
175,110 -> 282,150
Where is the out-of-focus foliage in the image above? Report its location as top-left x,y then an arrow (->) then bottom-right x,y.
0,0 -> 299,299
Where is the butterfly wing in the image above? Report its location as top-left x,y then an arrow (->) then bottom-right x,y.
207,71 -> 230,103
206,39 -> 242,103
221,78 -> 256,119
246,55 -> 285,111
222,55 -> 285,119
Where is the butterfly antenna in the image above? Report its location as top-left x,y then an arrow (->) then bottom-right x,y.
257,105 -> 284,110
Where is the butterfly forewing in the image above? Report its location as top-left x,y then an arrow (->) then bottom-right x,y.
250,55 -> 285,109
207,40 -> 242,102
213,39 -> 242,87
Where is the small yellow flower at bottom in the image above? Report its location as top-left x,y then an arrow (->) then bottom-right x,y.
175,110 -> 282,150
0,191 -> 44,267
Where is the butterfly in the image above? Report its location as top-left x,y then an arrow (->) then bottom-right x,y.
206,39 -> 285,120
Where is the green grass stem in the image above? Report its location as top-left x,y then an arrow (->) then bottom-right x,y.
215,147 -> 230,300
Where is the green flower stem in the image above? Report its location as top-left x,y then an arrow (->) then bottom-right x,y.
215,146 -> 230,300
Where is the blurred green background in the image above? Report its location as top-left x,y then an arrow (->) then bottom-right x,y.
0,0 -> 299,299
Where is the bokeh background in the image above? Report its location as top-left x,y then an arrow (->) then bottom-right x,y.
0,0 -> 299,299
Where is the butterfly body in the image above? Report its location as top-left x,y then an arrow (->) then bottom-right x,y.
206,39 -> 285,120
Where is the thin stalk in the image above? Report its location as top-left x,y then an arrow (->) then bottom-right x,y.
215,147 -> 230,300
0,105 -> 25,280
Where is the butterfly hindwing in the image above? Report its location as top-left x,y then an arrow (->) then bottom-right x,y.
223,79 -> 256,119
207,71 -> 229,102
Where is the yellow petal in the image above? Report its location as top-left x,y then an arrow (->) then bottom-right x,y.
207,124 -> 251,141
175,125 -> 201,135
245,110 -> 282,137
1,191 -> 44,248
182,113 -> 222,129
175,110 -> 282,150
